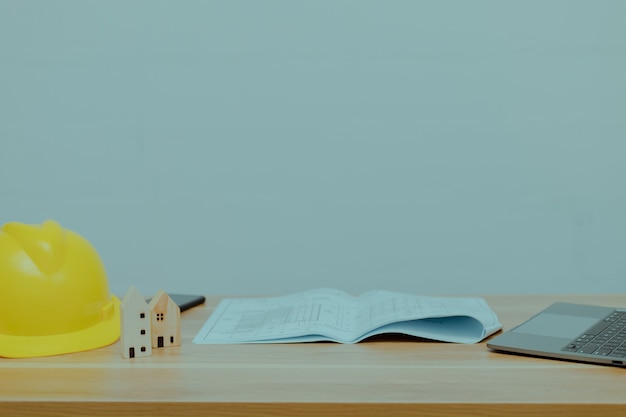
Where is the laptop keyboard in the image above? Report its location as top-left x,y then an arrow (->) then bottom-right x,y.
562,310 -> 626,357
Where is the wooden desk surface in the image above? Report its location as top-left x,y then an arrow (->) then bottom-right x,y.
1,294 -> 625,417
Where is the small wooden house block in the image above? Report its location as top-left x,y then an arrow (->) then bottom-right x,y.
120,286 -> 153,359
148,289 -> 181,348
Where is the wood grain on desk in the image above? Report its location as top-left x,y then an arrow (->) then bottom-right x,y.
1,294 -> 625,417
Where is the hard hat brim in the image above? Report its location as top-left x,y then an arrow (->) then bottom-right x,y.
0,296 -> 120,358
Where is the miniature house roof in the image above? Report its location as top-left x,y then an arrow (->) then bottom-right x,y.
148,289 -> 178,314
121,286 -> 149,313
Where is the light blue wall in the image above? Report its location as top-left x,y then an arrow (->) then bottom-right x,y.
1,1 -> 625,296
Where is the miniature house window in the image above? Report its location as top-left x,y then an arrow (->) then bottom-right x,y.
140,313 -> 145,319
170,336 -> 174,343
141,346 -> 146,352
156,313 -> 164,321
141,329 -> 146,335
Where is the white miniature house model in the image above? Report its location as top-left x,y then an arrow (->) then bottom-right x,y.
120,286 -> 153,359
148,289 -> 181,348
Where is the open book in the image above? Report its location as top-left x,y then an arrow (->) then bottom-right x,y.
193,288 -> 502,344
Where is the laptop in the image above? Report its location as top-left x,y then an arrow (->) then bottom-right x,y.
487,302 -> 626,367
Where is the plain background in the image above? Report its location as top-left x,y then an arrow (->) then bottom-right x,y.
1,1 -> 625,298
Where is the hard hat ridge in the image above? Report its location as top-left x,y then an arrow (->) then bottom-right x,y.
2,219 -> 67,275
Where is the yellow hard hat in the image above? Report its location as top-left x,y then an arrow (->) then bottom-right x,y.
0,220 -> 120,358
